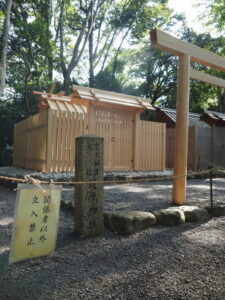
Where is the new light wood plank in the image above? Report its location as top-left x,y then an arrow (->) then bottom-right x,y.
190,68 -> 225,88
51,110 -> 58,172
162,123 -> 166,170
13,119 -> 28,167
57,109 -> 63,172
172,54 -> 190,204
46,109 -> 53,172
151,29 -> 225,72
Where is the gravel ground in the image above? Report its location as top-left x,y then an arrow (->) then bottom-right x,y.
1,178 -> 225,299
0,166 -> 172,182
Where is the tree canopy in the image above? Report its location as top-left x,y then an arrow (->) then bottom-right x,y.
1,0 -> 225,165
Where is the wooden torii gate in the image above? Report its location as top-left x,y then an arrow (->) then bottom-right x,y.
150,29 -> 225,205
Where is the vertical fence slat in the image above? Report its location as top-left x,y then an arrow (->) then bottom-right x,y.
137,121 -> 165,171
14,107 -> 167,172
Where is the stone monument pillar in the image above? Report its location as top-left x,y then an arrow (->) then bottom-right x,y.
74,135 -> 104,237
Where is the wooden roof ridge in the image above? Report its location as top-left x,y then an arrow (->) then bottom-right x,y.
34,91 -> 72,101
34,86 -> 154,111
72,85 -> 154,110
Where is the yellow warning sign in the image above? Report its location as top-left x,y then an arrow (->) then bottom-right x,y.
9,184 -> 62,264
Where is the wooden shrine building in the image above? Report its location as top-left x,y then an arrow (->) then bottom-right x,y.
153,107 -> 210,128
13,86 -> 166,172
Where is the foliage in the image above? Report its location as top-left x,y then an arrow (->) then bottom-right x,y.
2,0 -> 225,166
198,0 -> 225,34
181,27 -> 225,112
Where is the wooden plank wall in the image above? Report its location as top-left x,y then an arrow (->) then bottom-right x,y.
93,107 -> 133,171
166,126 -> 225,171
212,126 -> 225,169
27,111 -> 48,170
166,128 -> 175,169
13,111 -> 48,170
14,107 -> 167,172
136,121 -> 166,171
194,127 -> 212,170
166,127 -> 196,170
13,119 -> 28,167
47,104 -> 88,172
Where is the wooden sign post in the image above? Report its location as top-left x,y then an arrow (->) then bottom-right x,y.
150,29 -> 225,204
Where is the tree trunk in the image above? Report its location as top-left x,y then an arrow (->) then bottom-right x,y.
48,55 -> 53,81
59,0 -> 102,93
217,88 -> 225,112
63,70 -> 72,94
89,28 -> 95,87
0,0 -> 13,96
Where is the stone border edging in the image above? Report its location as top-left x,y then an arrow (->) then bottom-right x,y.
61,198 -> 225,235
103,205 -> 225,235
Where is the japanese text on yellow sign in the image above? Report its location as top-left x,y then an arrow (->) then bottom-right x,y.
9,184 -> 62,264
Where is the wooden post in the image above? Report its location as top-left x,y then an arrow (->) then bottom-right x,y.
150,29 -> 225,203
133,111 -> 141,171
88,104 -> 95,134
46,109 -> 53,172
172,54 -> 190,204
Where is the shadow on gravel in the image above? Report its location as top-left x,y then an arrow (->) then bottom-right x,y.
1,216 -> 222,300
1,180 -> 225,299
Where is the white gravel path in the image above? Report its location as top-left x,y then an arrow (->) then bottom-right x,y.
1,178 -> 225,299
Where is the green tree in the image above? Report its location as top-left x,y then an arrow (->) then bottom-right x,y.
199,0 -> 225,34
0,0 -> 12,96
93,0 -> 175,89
6,0 -> 55,114
181,27 -> 225,112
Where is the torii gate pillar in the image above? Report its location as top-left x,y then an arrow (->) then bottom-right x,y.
151,28 -> 225,204
172,54 -> 190,204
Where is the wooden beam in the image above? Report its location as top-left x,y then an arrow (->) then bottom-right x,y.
89,100 -> 145,112
133,111 -> 141,171
70,96 -> 90,106
33,91 -> 72,102
190,68 -> 225,88
150,29 -> 225,72
172,54 -> 190,205
87,104 -> 95,134
46,109 -> 53,172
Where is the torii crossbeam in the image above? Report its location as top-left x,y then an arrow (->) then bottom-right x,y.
150,29 -> 225,204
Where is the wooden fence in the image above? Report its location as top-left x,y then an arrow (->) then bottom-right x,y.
94,106 -> 133,171
166,127 -> 195,170
13,111 -> 48,171
137,121 -> 165,171
166,126 -> 225,170
13,108 -> 166,172
46,106 -> 88,172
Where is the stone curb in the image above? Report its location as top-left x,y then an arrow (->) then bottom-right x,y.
61,200 -> 225,235
104,210 -> 156,235
103,206 -> 210,234
205,205 -> 225,217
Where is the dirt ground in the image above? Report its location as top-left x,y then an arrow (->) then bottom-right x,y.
1,178 -> 225,299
